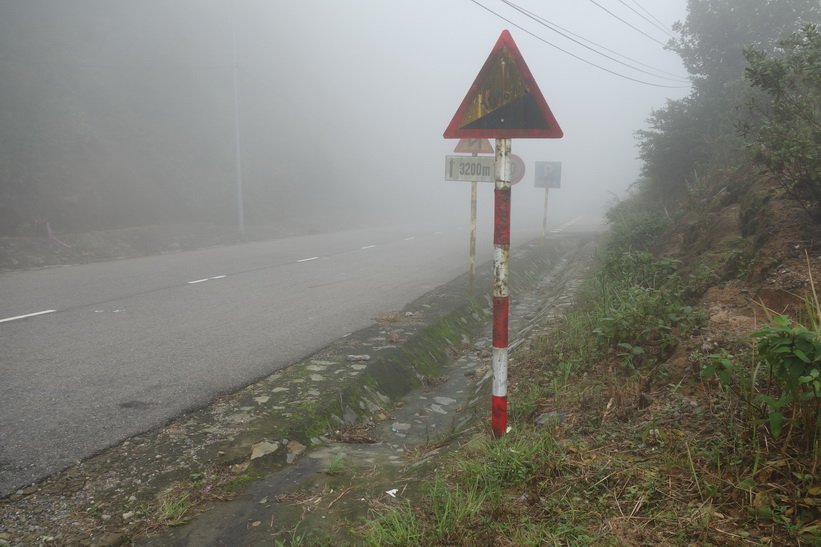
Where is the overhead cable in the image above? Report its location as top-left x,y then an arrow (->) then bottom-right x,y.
588,0 -> 667,46
629,0 -> 678,37
471,0 -> 690,89
500,0 -> 688,83
616,0 -> 677,40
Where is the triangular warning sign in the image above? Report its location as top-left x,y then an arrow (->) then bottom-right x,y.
454,138 -> 494,154
444,30 -> 563,139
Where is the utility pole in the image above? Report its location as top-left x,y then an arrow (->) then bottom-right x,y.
232,0 -> 245,235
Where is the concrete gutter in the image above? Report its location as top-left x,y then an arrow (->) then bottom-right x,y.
199,237 -> 570,476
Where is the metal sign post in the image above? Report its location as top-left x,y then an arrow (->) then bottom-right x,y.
534,162 -> 562,238
470,157 -> 478,292
448,139 -> 494,292
543,187 -> 550,238
444,30 -> 563,437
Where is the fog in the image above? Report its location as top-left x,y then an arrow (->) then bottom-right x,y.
0,0 -> 690,235
258,0 -> 690,228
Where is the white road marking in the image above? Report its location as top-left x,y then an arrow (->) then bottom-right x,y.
189,275 -> 227,284
297,257 -> 319,263
0,310 -> 56,324
403,237 -> 415,241
550,216 -> 584,233
361,245 -> 376,250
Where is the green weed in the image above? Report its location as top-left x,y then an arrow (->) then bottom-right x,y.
361,502 -> 423,546
325,450 -> 347,475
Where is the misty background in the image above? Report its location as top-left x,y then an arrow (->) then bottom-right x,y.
0,0 -> 689,238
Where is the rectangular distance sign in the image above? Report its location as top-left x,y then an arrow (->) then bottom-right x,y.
445,155 -> 495,182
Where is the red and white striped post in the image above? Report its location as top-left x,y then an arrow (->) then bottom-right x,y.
442,31 -> 564,437
492,138 -> 511,438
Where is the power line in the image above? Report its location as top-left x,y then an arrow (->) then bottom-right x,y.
616,0 -> 677,40
499,0 -> 688,83
629,0 -> 678,38
588,0 -> 667,46
471,0 -> 690,88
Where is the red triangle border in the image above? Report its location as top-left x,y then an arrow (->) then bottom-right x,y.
443,30 -> 563,139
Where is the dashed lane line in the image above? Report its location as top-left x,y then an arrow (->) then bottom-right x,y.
187,275 -> 227,285
0,310 -> 57,324
550,216 -> 584,233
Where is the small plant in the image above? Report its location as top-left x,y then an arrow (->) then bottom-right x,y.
752,315 -> 821,399
700,354 -> 735,387
617,342 -> 646,369
756,394 -> 794,438
361,501 -> 423,546
151,490 -> 193,527
458,430 -> 561,489
274,524 -> 309,546
752,313 -> 821,444
189,472 -> 204,487
326,450 -> 347,475
426,478 -> 487,542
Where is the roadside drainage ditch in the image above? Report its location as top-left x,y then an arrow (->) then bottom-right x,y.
140,234 -> 597,546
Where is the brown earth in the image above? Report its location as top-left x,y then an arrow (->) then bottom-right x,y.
549,175 -> 821,545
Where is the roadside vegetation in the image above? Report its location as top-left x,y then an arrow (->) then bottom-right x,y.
359,1 -> 821,544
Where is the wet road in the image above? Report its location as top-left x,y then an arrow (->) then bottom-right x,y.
0,218 -> 602,496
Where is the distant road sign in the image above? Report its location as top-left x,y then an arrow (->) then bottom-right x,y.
454,138 -> 494,154
445,155 -> 495,182
510,154 -> 525,185
535,161 -> 562,188
443,30 -> 563,139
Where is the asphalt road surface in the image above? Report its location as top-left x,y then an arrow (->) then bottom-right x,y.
0,218 -> 601,496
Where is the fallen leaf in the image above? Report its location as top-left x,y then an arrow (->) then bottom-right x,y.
250,521 -> 261,527
259,497 -> 268,504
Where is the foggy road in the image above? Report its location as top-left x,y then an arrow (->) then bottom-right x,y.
0,220 -> 610,497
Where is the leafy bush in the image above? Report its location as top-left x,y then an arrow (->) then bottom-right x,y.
592,251 -> 712,356
752,314 -> 821,440
753,315 -> 821,401
744,24 -> 821,219
604,201 -> 670,254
